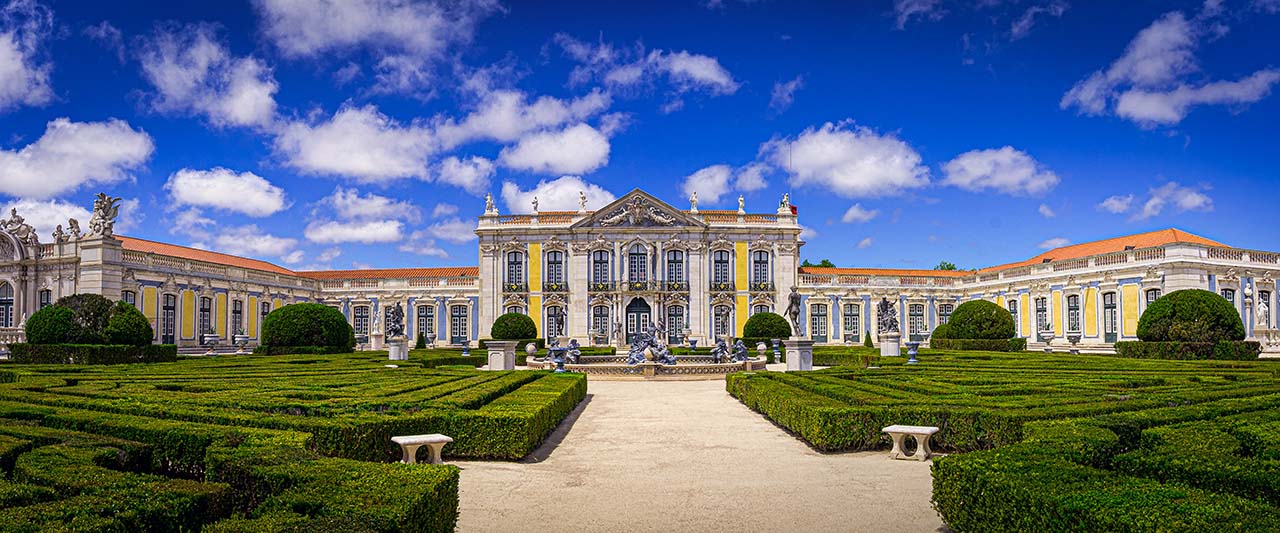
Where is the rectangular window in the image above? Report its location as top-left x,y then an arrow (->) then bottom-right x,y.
810,304 -> 829,342
1103,292 -> 1117,341
909,303 -> 926,336
353,306 -> 370,336
843,303 -> 860,338
505,306 -> 525,315
199,297 -> 213,335
162,294 -> 175,344
713,250 -> 731,284
666,306 -> 684,345
546,251 -> 564,284
592,251 -> 610,283
753,304 -> 770,315
713,305 -> 732,337
506,252 -> 524,285
1007,300 -> 1018,329
232,300 -> 243,334
546,306 -> 566,337
751,251 -> 770,283
39,289 -> 52,309
592,306 -> 610,337
1145,288 -> 1161,303
0,282 -> 14,328
1067,294 -> 1081,332
261,301 -> 271,318
450,305 -> 468,343
938,303 -> 954,325
122,290 -> 136,306
666,251 -> 684,283
417,305 -> 435,337
1035,297 -> 1049,332
1221,288 -> 1236,302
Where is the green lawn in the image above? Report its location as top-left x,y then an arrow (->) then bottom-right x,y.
728,350 -> 1280,531
0,353 -> 585,531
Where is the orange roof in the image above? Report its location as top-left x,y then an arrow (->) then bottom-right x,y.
119,236 -> 296,275
799,266 -> 972,278
295,267 -> 479,280
977,228 -> 1225,273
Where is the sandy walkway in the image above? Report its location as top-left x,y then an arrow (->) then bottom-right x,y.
456,380 -> 946,532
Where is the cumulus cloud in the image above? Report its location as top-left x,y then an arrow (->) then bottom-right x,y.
398,229 -> 448,258
942,147 -> 1059,196
315,187 -> 420,222
856,236 -> 873,249
304,219 -> 404,244
426,217 -> 476,244
769,75 -> 804,113
433,88 -> 610,149
500,175 -> 615,214
82,21 -> 124,63
1038,203 -> 1056,218
1038,237 -> 1071,249
431,202 -> 459,218
1061,9 -> 1280,127
1,197 -> 90,240
799,225 -> 818,241
680,165 -> 732,205
1097,194 -> 1133,213
761,121 -> 929,199
139,23 -> 278,129
734,162 -> 770,192
164,167 -> 288,217
553,33 -> 739,108
0,0 -> 53,112
0,118 -> 154,198
498,123 -> 610,175
199,224 -> 300,261
893,0 -> 944,29
436,155 -> 495,195
316,247 -> 342,262
274,105 -> 433,182
1131,181 -> 1213,221
841,203 -> 879,223
252,0 -> 501,95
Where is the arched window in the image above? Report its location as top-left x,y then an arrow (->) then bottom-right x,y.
506,251 -> 525,285
628,244 -> 647,282
843,303 -> 860,340
0,282 -> 13,328
505,305 -> 525,315
712,250 -> 731,284
232,299 -> 244,334
592,306 -> 610,337
751,251 -> 770,283
122,290 -> 136,307
666,306 -> 685,344
546,306 -> 566,338
1145,288 -> 1161,303
1035,297 -> 1049,332
353,305 -> 370,336
938,303 -> 954,324
38,289 -> 52,309
666,250 -> 684,283
450,305 -> 469,343
545,251 -> 564,284
1067,294 -> 1081,332
417,305 -> 435,338
713,304 -> 732,337
199,297 -> 213,335
752,304 -> 770,315
592,251 -> 610,283
161,294 -> 176,344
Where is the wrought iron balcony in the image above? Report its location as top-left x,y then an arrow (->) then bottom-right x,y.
623,280 -> 655,292
709,281 -> 735,292
503,282 -> 528,293
662,281 -> 689,292
749,281 -> 775,292
588,281 -> 616,293
543,281 -> 569,293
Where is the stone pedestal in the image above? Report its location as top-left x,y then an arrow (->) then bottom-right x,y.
486,340 -> 517,370
782,338 -> 813,371
370,331 -> 385,351
879,333 -> 901,357
387,338 -> 408,361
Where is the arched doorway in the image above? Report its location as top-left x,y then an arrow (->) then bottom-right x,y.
625,298 -> 651,344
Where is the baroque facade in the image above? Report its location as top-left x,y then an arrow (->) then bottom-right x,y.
1,190 -> 1277,354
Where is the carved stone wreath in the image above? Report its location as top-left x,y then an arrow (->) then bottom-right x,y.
503,293 -> 528,308
708,233 -> 734,250
710,292 -> 736,307
543,236 -> 567,251
499,237 -> 525,252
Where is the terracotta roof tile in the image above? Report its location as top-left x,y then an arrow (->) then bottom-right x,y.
119,236 -> 296,275
799,267 -> 971,278
976,228 -> 1225,273
295,267 -> 479,280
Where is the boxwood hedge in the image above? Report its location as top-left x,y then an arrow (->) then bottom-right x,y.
8,343 -> 178,364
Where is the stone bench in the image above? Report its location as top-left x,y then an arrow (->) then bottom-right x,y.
391,434 -> 453,464
881,425 -> 939,461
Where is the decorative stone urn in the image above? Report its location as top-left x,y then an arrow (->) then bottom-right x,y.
201,332 -> 220,356
1039,332 -> 1056,353
232,332 -> 250,355
1067,333 -> 1082,355
905,341 -> 921,365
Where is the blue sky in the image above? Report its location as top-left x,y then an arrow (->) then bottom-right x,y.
1,0 -> 1277,271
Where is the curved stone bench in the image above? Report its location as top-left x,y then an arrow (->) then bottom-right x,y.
391,434 -> 453,464
881,425 -> 939,461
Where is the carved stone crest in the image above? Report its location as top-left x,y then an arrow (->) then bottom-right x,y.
598,197 -> 677,227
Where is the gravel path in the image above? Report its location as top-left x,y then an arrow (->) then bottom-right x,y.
456,379 -> 946,532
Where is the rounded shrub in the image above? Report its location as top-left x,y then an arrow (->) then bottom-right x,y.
947,300 -> 1016,340
1137,289 -> 1244,342
53,293 -> 114,344
261,303 -> 355,350
743,312 -> 792,339
105,301 -> 154,346
491,312 -> 536,340
24,305 -> 76,344
930,322 -> 952,340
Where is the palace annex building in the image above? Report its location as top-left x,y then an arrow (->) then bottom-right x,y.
1,189 -> 1277,354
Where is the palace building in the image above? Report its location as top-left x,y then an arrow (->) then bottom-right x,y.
1,190 -> 1277,354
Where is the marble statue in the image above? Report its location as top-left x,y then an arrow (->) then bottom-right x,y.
532,196 -> 539,212
730,339 -> 749,362
385,303 -> 405,337
89,193 -> 122,237
2,208 -> 37,245
689,191 -> 698,211
624,326 -> 676,366
67,218 -> 82,240
484,193 -> 495,213
737,195 -> 745,213
781,193 -> 790,209
784,286 -> 803,337
52,224 -> 67,244
1260,299 -> 1271,329
711,338 -> 729,364
877,298 -> 899,334
567,338 -> 581,364
578,191 -> 587,211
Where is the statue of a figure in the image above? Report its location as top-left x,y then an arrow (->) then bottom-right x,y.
610,319 -> 622,341
737,195 -> 745,213
625,333 -> 649,365
784,286 -> 803,337
89,193 -> 122,237
484,193 -> 496,214
52,224 -> 67,244
67,218 -> 82,240
781,193 -> 790,208
689,191 -> 698,211
710,337 -> 727,363
730,339 -> 749,362
531,196 -> 539,212
1259,299 -> 1271,329
876,298 -> 899,334
578,191 -> 587,211
567,338 -> 581,364
2,208 -> 37,245
385,303 -> 405,337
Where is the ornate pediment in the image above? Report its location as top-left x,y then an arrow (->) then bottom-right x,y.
710,292 -> 736,307
708,233 -> 734,251
503,293 -> 527,308
499,236 -> 526,252
572,234 -> 612,254
571,189 -> 706,230
543,236 -> 567,251
749,234 -> 774,251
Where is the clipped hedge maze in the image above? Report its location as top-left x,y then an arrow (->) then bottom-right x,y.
0,353 -> 586,531
727,351 -> 1280,531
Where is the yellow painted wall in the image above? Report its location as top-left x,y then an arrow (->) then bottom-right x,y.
215,293 -> 227,336
1122,284 -> 1139,337
1020,293 -> 1031,335
1084,288 -> 1098,337
530,295 -> 542,337
734,242 -> 747,291
735,295 -> 748,336
528,243 -> 541,292
181,291 -> 195,339
1052,290 -> 1063,336
141,287 -> 157,322
247,296 -> 258,338
273,298 -> 283,309
996,295 -> 1005,307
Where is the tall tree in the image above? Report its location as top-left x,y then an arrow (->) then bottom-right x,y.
934,261 -> 958,271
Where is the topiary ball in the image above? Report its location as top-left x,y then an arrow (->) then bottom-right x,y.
105,301 -> 154,346
52,293 -> 114,344
1137,289 -> 1244,342
491,313 -> 536,340
930,322 -> 952,340
947,300 -> 1016,340
743,312 -> 792,339
261,303 -> 355,350
24,305 -> 76,344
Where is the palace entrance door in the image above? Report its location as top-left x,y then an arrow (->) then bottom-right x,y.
625,298 -> 651,344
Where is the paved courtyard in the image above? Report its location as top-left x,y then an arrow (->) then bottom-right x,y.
457,379 -> 946,532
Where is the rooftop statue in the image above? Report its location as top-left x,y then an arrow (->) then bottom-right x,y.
89,193 -> 122,238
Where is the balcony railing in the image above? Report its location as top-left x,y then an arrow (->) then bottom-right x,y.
709,281 -> 735,292
543,281 -> 568,293
503,282 -> 528,293
588,281 -> 616,292
623,280 -> 656,292
749,281 -> 775,292
662,281 -> 689,292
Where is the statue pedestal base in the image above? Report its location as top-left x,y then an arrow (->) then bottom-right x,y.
370,332 -> 385,351
387,338 -> 408,361
486,341 -> 517,370
782,338 -> 813,371
879,333 -> 901,357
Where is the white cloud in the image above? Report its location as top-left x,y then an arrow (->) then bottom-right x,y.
164,167 -> 288,217
1038,203 -> 1055,218
83,21 -> 124,63
139,23 -> 278,129
1038,237 -> 1071,249
680,164 -> 733,204
499,123 -> 610,175
316,247 -> 342,262
436,155 -> 495,195
1061,9 -> 1280,127
0,118 -> 154,198
0,0 -> 53,112
274,105 -> 433,182
770,75 -> 804,113
433,88 -> 610,149
1,198 -> 90,241
799,225 -> 818,241
1131,181 -> 1213,221
856,236 -> 873,249
761,121 -> 929,199
942,146 -> 1059,196
553,34 -> 739,107
315,186 -> 420,222
431,202 -> 459,218
171,209 -> 215,239
203,224 -> 299,261
1010,1 -> 1069,41
398,229 -> 449,258
1097,194 -> 1134,213
734,162 -> 770,192
304,219 -> 404,244
426,217 -> 476,244
500,175 -> 615,214
841,203 -> 880,223
893,0 -> 944,29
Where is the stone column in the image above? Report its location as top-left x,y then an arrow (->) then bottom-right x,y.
688,247 -> 705,345
569,246 -> 589,341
